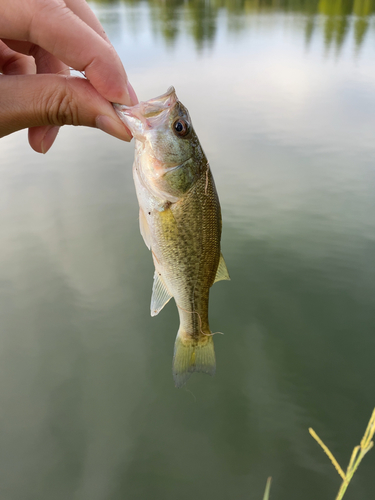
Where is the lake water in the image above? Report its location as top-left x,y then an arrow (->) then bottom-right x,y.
1,1 -> 375,499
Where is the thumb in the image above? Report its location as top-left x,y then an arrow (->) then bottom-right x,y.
0,74 -> 132,148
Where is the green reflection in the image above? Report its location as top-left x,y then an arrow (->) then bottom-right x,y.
149,0 -> 185,46
91,0 -> 375,52
185,0 -> 218,49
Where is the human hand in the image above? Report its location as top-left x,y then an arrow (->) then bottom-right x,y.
0,0 -> 138,153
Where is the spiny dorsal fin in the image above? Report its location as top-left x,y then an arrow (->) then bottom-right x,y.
151,271 -> 172,317
214,253 -> 230,283
139,209 -> 151,250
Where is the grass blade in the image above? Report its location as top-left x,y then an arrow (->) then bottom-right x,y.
309,428 -> 345,480
309,408 -> 375,500
262,477 -> 272,500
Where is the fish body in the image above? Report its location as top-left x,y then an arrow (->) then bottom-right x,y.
115,87 -> 229,387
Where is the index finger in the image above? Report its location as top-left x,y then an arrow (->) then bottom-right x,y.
0,0 -> 132,105
64,0 -> 111,43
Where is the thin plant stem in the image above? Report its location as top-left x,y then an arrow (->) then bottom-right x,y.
262,477 -> 272,500
309,408 -> 375,500
309,428 -> 346,480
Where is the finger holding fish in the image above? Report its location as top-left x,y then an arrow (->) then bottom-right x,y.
0,0 -> 137,150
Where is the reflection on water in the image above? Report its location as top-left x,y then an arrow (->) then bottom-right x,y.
94,0 -> 375,52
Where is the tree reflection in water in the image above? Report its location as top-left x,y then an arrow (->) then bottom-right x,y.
91,0 -> 375,54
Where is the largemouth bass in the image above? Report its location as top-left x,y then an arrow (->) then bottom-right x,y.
114,87 -> 229,388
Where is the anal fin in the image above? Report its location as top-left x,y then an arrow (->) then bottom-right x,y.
151,271 -> 172,317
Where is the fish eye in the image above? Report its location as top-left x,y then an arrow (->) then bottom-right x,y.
173,119 -> 189,137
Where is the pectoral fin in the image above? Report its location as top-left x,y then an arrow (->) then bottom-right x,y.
214,253 -> 230,283
151,271 -> 172,317
139,209 -> 151,250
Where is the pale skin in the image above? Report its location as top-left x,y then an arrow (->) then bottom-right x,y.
0,0 -> 138,153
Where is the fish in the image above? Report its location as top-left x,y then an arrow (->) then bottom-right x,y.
114,87 -> 229,388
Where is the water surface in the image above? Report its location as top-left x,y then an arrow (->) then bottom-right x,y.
1,1 -> 375,499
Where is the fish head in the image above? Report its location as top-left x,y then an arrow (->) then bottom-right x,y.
114,87 -> 205,199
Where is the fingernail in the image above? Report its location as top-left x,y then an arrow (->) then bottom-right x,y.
41,126 -> 60,154
96,115 -> 132,142
127,81 -> 139,105
117,83 -> 131,106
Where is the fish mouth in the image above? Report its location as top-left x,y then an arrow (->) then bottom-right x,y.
114,87 -> 178,137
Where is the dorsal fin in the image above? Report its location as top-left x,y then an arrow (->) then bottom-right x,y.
151,271 -> 172,317
214,253 -> 230,283
139,209 -> 151,250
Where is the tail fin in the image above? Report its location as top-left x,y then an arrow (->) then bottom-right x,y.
172,334 -> 216,388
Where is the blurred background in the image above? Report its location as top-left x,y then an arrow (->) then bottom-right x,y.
1,0 -> 375,499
